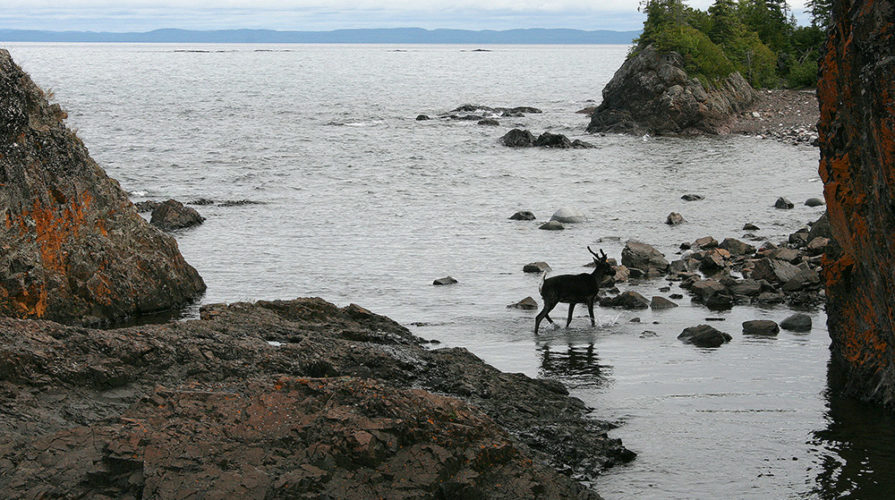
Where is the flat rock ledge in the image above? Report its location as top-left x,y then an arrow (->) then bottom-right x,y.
0,297 -> 632,497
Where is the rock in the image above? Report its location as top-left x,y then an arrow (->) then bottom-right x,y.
539,221 -> 564,231
509,210 -> 536,221
743,223 -> 760,230
774,197 -> 795,209
640,330 -> 659,338
670,293 -> 684,299
681,194 -> 704,201
523,262 -> 551,273
808,212 -> 832,240
770,247 -> 801,263
666,212 -> 686,225
705,292 -> 734,310
756,291 -> 785,304
571,139 -> 597,149
134,200 -> 161,213
576,105 -> 597,115
535,132 -> 573,148
189,197 -> 215,205
650,296 -> 678,310
621,240 -> 669,275
780,313 -> 812,332
602,291 -> 650,309
699,248 -> 730,273
500,128 -> 536,147
150,199 -> 205,231
782,268 -> 820,292
0,49 -> 205,325
678,325 -> 732,348
478,118 -> 500,126
693,236 -> 719,249
586,45 -> 758,135
805,197 -> 826,207
219,199 -> 263,207
433,276 -> 458,286
507,297 -> 539,310
742,320 -> 780,336
789,229 -> 810,247
806,237 -> 830,255
612,265 -> 631,283
416,114 -> 431,120
750,258 -> 801,284
0,298 -> 623,498
728,279 -> 762,297
550,207 -> 586,223
720,238 -> 755,256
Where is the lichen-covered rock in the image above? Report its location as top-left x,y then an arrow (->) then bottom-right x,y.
819,0 -> 895,408
587,45 -> 759,136
0,49 -> 205,325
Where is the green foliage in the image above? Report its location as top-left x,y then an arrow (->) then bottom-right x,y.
785,55 -> 819,88
805,0 -> 833,28
653,24 -> 736,84
724,30 -> 777,87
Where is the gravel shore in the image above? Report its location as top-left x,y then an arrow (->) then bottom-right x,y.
732,88 -> 819,145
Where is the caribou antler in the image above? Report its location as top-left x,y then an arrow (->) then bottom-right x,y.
587,246 -> 608,262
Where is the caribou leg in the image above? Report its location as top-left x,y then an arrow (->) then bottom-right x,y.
587,299 -> 596,326
535,300 -> 557,334
566,302 -> 576,328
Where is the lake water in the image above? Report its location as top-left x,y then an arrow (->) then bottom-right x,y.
7,42 -> 894,499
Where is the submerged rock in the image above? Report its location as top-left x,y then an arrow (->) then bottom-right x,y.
551,207 -> 586,223
742,319 -> 780,336
780,313 -> 812,332
774,197 -> 795,209
523,262 -> 551,273
508,296 -> 539,310
433,276 -> 458,286
509,210 -> 536,220
602,291 -> 650,309
150,199 -> 205,231
0,49 -> 205,325
500,128 -> 536,147
678,324 -> 732,348
805,197 -> 825,207
539,221 -> 564,231
666,212 -> 686,225
681,194 -> 704,201
650,296 -> 678,310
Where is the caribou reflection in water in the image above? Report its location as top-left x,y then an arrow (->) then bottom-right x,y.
538,343 -> 610,388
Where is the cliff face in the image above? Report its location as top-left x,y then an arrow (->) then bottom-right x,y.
587,45 -> 759,135
0,49 -> 205,325
819,0 -> 895,407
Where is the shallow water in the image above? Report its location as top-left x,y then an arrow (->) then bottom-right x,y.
6,42 -> 892,498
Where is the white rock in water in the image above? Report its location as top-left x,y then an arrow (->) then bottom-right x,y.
550,207 -> 586,223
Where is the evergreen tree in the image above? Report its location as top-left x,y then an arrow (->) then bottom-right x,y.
805,0 -> 833,28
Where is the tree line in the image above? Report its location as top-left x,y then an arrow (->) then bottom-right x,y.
635,0 -> 831,88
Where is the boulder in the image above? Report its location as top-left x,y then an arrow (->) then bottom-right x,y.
749,258 -> 801,284
666,212 -> 686,225
150,199 -> 205,231
720,238 -> 755,256
433,276 -> 458,286
743,222 -> 760,231
805,197 -> 826,207
621,240 -> 669,275
789,229 -> 810,247
699,248 -> 730,273
571,139 -> 597,149
770,247 -> 801,263
808,212 -> 832,240
782,268 -> 820,292
742,320 -> 780,336
806,237 -> 831,255
780,313 -> 812,332
523,262 -> 551,273
586,45 -> 758,135
681,194 -> 704,201
507,297 -> 539,310
728,279 -> 762,297
550,208 -> 586,223
416,114 -> 431,121
134,200 -> 161,213
693,236 -> 719,249
0,49 -> 205,325
678,325 -> 732,348
500,129 -> 535,147
774,197 -> 795,209
539,221 -> 565,231
509,210 -> 536,221
650,296 -> 678,310
602,291 -> 650,309
535,132 -> 573,148
478,118 -> 500,126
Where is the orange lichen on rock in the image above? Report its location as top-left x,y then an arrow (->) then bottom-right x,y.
819,0 -> 895,407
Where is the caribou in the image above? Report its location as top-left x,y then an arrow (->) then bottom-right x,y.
534,247 -> 613,334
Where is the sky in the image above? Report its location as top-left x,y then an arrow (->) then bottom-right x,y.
0,1 -> 811,32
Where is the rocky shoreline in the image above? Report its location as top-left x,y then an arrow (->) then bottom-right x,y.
0,298 -> 632,497
730,89 -> 819,146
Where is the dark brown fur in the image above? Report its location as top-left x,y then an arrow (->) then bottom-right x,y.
535,248 -> 613,334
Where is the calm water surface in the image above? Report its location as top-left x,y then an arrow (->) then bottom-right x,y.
7,42 -> 894,498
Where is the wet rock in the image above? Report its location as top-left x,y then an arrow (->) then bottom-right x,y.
681,194 -> 704,201
508,297 -> 539,310
755,291 -> 785,304
780,313 -> 812,332
0,49 -> 205,325
586,45 -> 758,135
728,279 -> 762,297
750,258 -> 801,284
550,207 -> 586,223
720,238 -> 755,256
539,221 -> 564,231
134,200 -> 161,213
808,212 -> 832,240
500,128 -> 536,147
678,324 -> 732,348
650,296 -> 678,310
770,247 -> 801,263
509,210 -> 536,220
742,320 -> 780,336
523,262 -> 551,273
535,132 -> 573,148
693,236 -> 719,249
699,248 -> 731,273
621,240 -> 669,276
705,292 -> 734,310
782,268 -> 820,292
571,139 -> 597,149
670,293 -> 684,299
478,118 -> 500,126
602,291 -> 650,309
666,212 -> 686,225
189,197 -> 215,205
789,228 -> 810,247
219,199 -> 264,207
577,105 -> 597,115
806,237 -> 830,255
743,223 -> 760,231
640,330 -> 659,338
433,276 -> 458,286
612,265 -> 630,283
774,197 -> 795,209
416,114 -> 431,121
150,199 -> 205,231
805,197 -> 826,207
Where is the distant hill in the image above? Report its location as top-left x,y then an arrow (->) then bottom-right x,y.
0,28 -> 639,44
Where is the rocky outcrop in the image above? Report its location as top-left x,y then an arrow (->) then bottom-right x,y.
818,0 -> 895,408
587,45 -> 759,135
0,297 -> 631,497
0,49 -> 205,325
150,199 -> 205,230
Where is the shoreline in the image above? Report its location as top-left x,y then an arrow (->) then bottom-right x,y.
732,88 -> 820,145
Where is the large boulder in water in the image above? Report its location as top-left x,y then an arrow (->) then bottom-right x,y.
587,45 -> 759,136
0,49 -> 205,325
550,207 -> 586,223
819,0 -> 895,408
150,199 -> 205,231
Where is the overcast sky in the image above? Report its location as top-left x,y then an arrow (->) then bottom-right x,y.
0,1 -> 810,32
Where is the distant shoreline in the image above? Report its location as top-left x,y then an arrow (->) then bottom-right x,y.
0,27 -> 639,45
